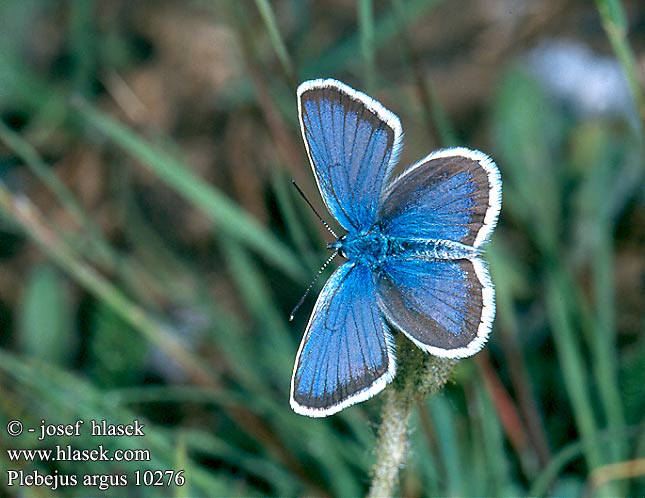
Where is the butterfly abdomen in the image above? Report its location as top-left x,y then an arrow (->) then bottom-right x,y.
339,229 -> 478,268
394,238 -> 479,260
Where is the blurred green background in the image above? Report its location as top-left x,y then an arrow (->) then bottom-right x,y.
0,0 -> 643,496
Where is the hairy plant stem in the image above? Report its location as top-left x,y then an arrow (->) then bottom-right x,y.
368,335 -> 456,497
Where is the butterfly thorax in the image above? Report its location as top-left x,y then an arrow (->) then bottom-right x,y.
333,228 -> 478,269
333,230 -> 389,267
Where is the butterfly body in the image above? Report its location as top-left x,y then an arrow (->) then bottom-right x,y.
333,231 -> 477,268
291,79 -> 502,417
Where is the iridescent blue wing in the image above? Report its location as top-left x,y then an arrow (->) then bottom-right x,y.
298,79 -> 403,231
378,148 -> 502,248
376,256 -> 494,358
291,263 -> 395,417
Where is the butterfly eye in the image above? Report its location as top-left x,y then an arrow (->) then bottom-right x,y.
336,236 -> 348,259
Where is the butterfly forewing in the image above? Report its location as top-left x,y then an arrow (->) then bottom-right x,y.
376,257 -> 494,358
298,79 -> 402,231
378,148 -> 502,248
290,263 -> 395,417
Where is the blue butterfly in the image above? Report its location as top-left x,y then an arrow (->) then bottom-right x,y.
290,79 -> 502,417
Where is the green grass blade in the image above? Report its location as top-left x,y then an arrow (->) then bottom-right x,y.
426,395 -> 463,496
473,375 -> 511,496
390,0 -> 458,147
530,438 -> 586,496
595,0 -> 645,131
17,264 -> 76,366
221,238 -> 293,377
571,124 -> 628,472
301,0 -> 443,78
184,428 -> 295,495
270,168 -> 321,272
358,0 -> 377,92
254,0 -> 295,83
545,272 -> 606,479
0,350 -> 229,496
74,101 -> 305,281
0,121 -> 120,270
69,0 -> 95,97
0,183 -> 216,386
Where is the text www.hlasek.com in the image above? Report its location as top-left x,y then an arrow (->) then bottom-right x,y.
7,445 -> 150,462
7,446 -> 152,491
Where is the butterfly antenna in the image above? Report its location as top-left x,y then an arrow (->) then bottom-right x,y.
291,179 -> 338,238
289,250 -> 338,321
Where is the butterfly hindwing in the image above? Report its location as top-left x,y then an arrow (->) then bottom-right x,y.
290,262 -> 395,417
378,147 -> 502,248
298,79 -> 402,231
376,256 -> 494,358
